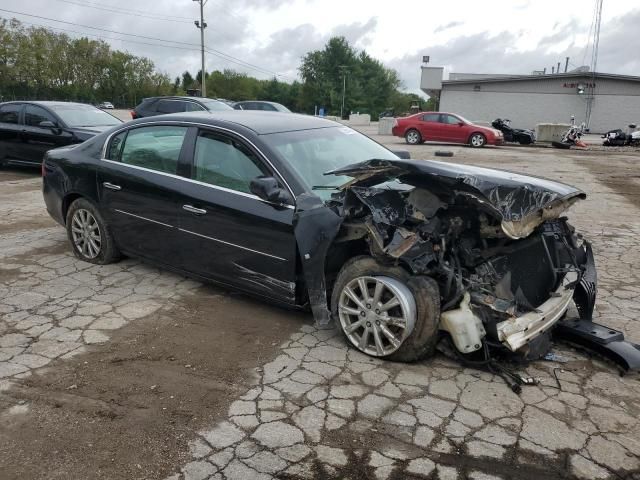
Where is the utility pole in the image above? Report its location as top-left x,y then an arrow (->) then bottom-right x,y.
193,0 -> 208,97
338,65 -> 349,119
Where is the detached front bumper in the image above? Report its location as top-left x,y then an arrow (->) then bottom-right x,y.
495,241 -> 597,352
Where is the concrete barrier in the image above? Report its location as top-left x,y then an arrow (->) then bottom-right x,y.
378,117 -> 395,135
536,123 -> 571,142
349,113 -> 371,126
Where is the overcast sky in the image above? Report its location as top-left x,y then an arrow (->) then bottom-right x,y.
2,0 -> 639,95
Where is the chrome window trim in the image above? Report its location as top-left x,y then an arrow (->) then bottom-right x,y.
100,120 -> 295,200
178,228 -> 287,261
100,158 -> 294,209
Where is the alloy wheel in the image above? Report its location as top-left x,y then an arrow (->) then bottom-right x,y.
406,131 -> 420,144
71,209 -> 102,259
338,276 -> 416,356
470,134 -> 485,147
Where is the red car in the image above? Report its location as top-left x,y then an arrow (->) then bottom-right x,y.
392,112 -> 504,147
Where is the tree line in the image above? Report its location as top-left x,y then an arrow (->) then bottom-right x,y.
1,17 -> 427,118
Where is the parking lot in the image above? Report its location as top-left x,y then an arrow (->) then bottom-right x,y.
1,133 -> 640,480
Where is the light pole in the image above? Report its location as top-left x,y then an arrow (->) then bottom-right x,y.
193,0 -> 208,97
338,65 -> 348,119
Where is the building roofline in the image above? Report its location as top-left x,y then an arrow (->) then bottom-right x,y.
442,72 -> 640,85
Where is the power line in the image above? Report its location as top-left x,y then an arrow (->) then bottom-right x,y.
54,0 -> 194,21
0,8 -> 295,80
50,0 -> 194,24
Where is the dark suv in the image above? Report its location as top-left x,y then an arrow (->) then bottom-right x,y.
131,96 -> 232,119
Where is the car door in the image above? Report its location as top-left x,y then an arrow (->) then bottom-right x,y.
177,128 -> 298,304
417,113 -> 441,141
0,104 -> 23,164
20,104 -> 75,164
97,124 -> 190,263
438,114 -> 467,143
155,99 -> 187,116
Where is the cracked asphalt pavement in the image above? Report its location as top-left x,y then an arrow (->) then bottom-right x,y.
1,136 -> 639,480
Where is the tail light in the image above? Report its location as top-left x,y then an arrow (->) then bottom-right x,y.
130,110 -> 137,119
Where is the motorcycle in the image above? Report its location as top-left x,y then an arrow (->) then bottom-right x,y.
491,118 -> 535,144
552,126 -> 587,149
602,124 -> 640,147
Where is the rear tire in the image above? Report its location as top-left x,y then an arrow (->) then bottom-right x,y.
331,256 -> 440,362
405,129 -> 422,145
66,198 -> 120,265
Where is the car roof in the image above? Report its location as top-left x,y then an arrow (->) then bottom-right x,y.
236,100 -> 280,105
148,96 -> 218,102
133,111 -> 340,135
0,100 -> 93,108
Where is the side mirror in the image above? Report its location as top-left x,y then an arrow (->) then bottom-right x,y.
250,176 -> 292,205
39,120 -> 61,133
458,121 -> 464,127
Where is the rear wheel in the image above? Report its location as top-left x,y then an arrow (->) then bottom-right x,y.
331,256 -> 440,362
66,198 -> 120,265
405,129 -> 422,145
469,133 -> 486,147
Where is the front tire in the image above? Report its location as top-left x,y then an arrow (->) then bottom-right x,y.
469,133 -> 486,147
405,129 -> 422,145
331,256 -> 440,362
66,198 -> 120,265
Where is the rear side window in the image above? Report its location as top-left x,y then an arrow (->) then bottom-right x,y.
0,104 -> 21,124
421,113 -> 439,122
193,131 -> 268,193
156,100 -> 186,114
25,105 -> 57,127
112,126 -> 188,174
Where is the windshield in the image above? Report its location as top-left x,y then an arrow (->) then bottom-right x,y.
201,99 -> 234,111
262,126 -> 399,199
51,104 -> 121,127
456,114 -> 473,124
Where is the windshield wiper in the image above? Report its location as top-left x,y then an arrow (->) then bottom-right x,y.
312,185 -> 341,190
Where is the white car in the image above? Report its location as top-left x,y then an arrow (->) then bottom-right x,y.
98,102 -> 114,110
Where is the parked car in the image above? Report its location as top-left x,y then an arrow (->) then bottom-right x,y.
98,102 -> 114,110
233,100 -> 291,113
42,111 -> 597,363
392,112 -> 504,147
491,118 -> 535,144
0,101 -> 122,167
131,96 -> 233,119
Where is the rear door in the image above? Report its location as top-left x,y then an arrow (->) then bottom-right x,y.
97,124 -> 190,263
417,113 -> 442,141
20,104 -> 74,164
156,99 -> 188,115
0,104 -> 23,164
177,128 -> 298,303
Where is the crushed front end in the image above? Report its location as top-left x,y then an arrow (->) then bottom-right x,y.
327,159 -> 599,360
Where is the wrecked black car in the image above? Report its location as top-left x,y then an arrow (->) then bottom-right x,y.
42,112 -> 636,369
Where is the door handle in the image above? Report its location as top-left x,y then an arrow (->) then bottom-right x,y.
183,205 -> 207,215
103,182 -> 121,191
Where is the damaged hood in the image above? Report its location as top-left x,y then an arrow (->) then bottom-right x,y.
328,159 -> 586,239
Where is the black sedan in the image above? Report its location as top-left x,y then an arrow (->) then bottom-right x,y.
42,111 -> 597,362
0,101 -> 122,167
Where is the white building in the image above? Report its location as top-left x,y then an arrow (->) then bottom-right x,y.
421,67 -> 640,133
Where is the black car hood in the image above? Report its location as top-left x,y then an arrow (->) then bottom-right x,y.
70,125 -> 118,140
328,159 -> 586,239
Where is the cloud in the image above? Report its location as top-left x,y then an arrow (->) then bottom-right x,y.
386,8 -> 640,96
434,21 -> 463,33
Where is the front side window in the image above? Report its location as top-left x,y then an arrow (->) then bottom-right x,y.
186,102 -> 205,112
441,114 -> 461,125
0,104 -> 22,124
25,105 -> 57,127
115,126 -> 188,174
193,131 -> 268,193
